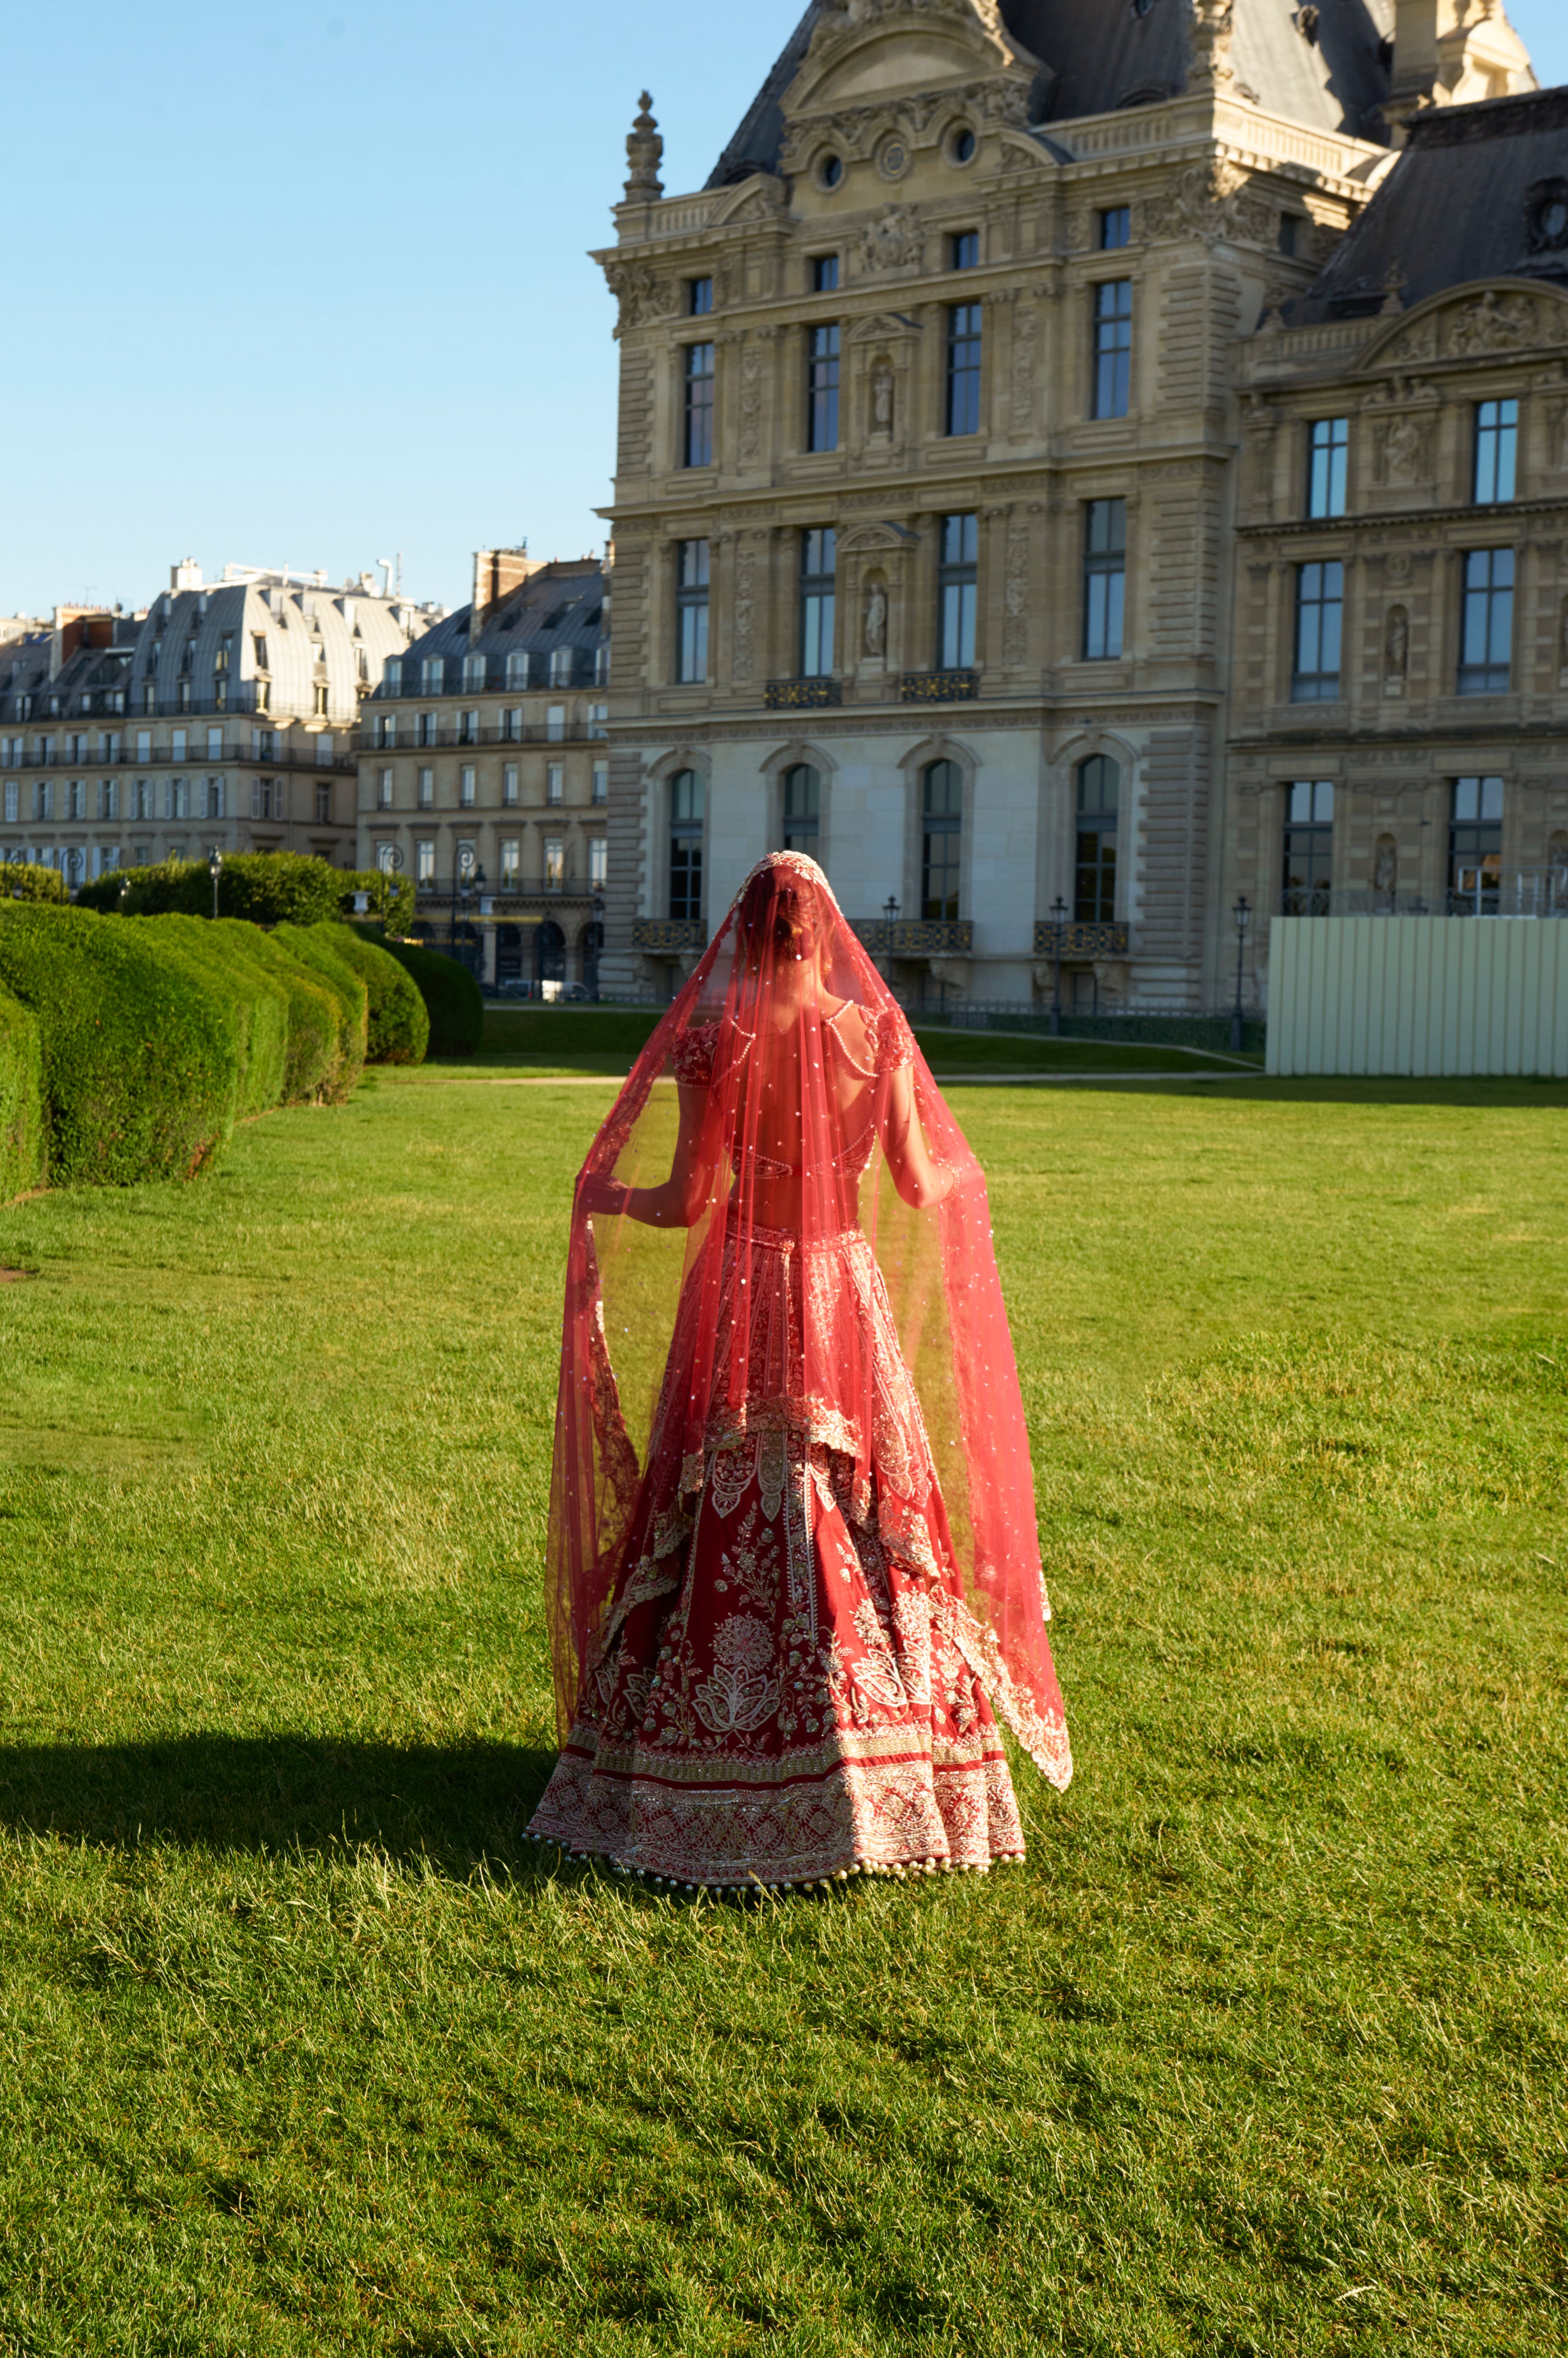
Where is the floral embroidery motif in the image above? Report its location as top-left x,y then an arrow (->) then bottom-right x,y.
694,1614 -> 781,1733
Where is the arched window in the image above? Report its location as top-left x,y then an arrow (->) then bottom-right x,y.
1074,756 -> 1120,923
535,919 -> 566,987
669,769 -> 704,920
780,764 -> 820,856
921,760 -> 962,920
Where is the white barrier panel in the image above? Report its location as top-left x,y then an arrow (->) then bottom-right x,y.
1266,917 -> 1568,1077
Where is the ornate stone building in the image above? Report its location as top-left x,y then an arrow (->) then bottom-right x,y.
594,0 -> 1543,1008
1222,85 -> 1568,988
0,565 -> 428,883
356,551 -> 611,992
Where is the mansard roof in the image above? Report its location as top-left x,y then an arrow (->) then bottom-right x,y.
399,560 -> 607,668
1288,83 -> 1568,326
707,0 -> 1397,185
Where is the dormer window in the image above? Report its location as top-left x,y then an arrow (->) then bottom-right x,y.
252,635 -> 269,671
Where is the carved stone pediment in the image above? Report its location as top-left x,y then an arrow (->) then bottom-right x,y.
711,174 -> 788,226
1362,281 -> 1568,374
785,0 -> 1036,124
847,309 -> 922,344
838,519 -> 920,554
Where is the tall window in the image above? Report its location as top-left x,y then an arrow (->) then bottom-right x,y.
418,766 -> 434,809
947,301 -> 983,436
377,767 -> 393,809
1450,776 -> 1504,913
684,342 -> 714,467
1458,549 -> 1513,694
951,231 -> 979,271
1083,500 -> 1127,661
800,528 -> 836,676
544,839 -> 565,892
315,784 -> 331,822
1100,206 -> 1131,250
675,539 -> 710,683
459,765 -> 476,808
780,765 -> 821,856
1307,418 -> 1348,519
688,277 -> 713,317
1074,756 -> 1119,923
1474,400 -> 1518,505
921,761 -> 962,919
938,514 -> 978,669
668,770 -> 704,920
1293,561 -> 1343,700
592,759 -> 608,804
500,837 -> 521,884
546,762 -> 563,805
417,838 -> 435,884
421,658 -> 444,693
812,254 -> 839,293
590,835 -> 608,890
503,763 -> 519,806
807,324 -> 840,451
1282,780 -> 1334,915
1092,280 -> 1133,419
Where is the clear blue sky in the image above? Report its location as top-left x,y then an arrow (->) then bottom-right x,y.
4,0 -> 1563,623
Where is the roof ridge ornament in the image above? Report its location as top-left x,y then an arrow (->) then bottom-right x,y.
624,91 -> 663,203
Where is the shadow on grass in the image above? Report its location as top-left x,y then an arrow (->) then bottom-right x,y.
0,1733 -> 560,1870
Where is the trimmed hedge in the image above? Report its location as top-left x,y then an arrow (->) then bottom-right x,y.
0,905 -> 237,1186
0,987 -> 44,1201
338,870 -> 416,935
378,939 -> 485,1058
317,924 -> 429,1065
214,924 -> 339,1105
271,925 -> 368,1101
0,862 -> 67,905
131,915 -> 291,1119
79,853 -> 414,935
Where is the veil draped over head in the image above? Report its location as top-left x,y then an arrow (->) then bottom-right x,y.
545,852 -> 1070,1790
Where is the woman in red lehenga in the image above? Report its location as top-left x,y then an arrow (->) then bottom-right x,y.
528,852 -> 1071,1890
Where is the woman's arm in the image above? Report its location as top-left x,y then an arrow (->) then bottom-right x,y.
580,1083 -> 717,1228
877,1064 -> 955,1210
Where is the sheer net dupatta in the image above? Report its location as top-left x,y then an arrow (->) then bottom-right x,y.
544,851 -> 1072,1792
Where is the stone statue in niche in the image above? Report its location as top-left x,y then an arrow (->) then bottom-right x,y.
1374,836 -> 1399,904
863,579 -> 889,658
1384,605 -> 1409,696
1384,413 -> 1426,486
871,368 -> 894,434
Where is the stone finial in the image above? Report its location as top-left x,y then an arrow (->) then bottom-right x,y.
1380,262 -> 1408,316
1189,0 -> 1236,86
624,92 -> 664,203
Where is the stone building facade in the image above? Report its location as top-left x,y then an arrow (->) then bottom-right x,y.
0,564 -> 429,883
594,0 -> 1544,1008
1220,86 -> 1568,995
355,552 -> 612,992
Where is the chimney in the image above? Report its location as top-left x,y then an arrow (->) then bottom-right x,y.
468,545 -> 539,643
170,556 -> 204,592
1387,0 -> 1537,139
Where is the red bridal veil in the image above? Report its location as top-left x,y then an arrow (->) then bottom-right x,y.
543,852 -> 1071,1804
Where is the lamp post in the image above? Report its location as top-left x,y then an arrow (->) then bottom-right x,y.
1049,895 -> 1067,1038
207,846 -> 223,921
1230,894 -> 1251,1052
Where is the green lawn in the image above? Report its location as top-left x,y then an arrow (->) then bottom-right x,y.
0,1064 -> 1563,2353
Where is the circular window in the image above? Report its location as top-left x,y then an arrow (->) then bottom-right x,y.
818,153 -> 844,191
1545,198 -> 1568,244
951,126 -> 977,165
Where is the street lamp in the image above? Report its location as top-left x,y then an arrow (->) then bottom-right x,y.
1230,894 -> 1251,1052
590,889 -> 606,1004
1049,895 -> 1067,1039
207,846 -> 223,921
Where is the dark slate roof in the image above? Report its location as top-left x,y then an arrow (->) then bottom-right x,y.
1288,84 -> 1568,325
708,0 -> 1396,181
400,559 -> 608,666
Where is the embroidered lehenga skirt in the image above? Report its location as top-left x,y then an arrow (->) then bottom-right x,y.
528,1221 -> 1028,1888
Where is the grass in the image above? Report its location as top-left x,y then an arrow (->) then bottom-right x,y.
0,1056 -> 1563,2353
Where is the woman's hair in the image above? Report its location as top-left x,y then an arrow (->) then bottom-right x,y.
736,867 -> 818,967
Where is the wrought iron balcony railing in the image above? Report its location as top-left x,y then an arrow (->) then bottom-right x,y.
357,719 -> 605,752
852,918 -> 974,956
899,669 -> 978,705
2,740 -> 357,774
764,677 -> 841,710
414,876 -> 601,905
632,917 -> 708,952
1032,920 -> 1131,958
1277,870 -> 1568,919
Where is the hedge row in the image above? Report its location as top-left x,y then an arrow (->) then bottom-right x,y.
376,936 -> 483,1057
0,907 -> 451,1199
76,852 -> 415,933
0,862 -> 67,905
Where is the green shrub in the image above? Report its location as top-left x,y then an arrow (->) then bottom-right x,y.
216,923 -> 339,1105
0,905 -> 237,1187
0,987 -> 44,1202
315,924 -> 429,1065
377,940 -> 484,1058
130,915 -> 290,1119
271,925 -> 368,1101
86,853 -> 351,927
338,870 -> 416,935
0,862 -> 67,905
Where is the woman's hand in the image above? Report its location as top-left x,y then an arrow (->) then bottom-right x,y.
580,1171 -> 631,1218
